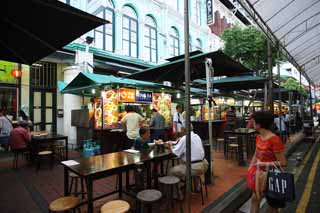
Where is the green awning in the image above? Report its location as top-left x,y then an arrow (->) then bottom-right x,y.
61,72 -> 164,95
194,75 -> 268,90
126,50 -> 252,85
254,88 -> 300,101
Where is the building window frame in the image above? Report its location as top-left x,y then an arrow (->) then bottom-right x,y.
93,5 -> 115,52
144,16 -> 158,63
122,6 -> 138,58
169,27 -> 180,57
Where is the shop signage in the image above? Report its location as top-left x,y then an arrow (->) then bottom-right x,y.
136,90 -> 152,103
207,0 -> 213,24
119,88 -> 135,102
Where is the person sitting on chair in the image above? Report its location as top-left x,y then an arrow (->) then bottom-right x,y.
134,127 -> 152,151
9,120 -> 31,151
168,124 -> 208,178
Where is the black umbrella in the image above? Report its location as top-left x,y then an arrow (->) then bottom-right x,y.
0,0 -> 109,65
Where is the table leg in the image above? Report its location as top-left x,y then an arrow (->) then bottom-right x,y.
125,170 -> 130,191
238,135 -> 246,166
64,167 -> 69,196
65,138 -> 68,160
118,171 -> 123,198
146,162 -> 151,189
153,161 -> 159,189
86,177 -> 93,213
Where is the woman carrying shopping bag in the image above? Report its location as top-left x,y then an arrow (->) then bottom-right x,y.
247,111 -> 287,213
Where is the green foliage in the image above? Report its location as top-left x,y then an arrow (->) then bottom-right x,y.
281,78 -> 308,96
221,26 -> 279,72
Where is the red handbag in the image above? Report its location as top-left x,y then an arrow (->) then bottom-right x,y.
247,165 -> 256,191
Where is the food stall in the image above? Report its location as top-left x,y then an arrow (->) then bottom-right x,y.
93,87 -> 172,153
189,97 -> 226,139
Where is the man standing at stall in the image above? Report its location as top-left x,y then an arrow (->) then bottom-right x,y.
149,109 -> 165,140
121,105 -> 145,149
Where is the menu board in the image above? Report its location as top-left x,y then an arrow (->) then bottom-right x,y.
94,98 -> 102,129
152,93 -> 171,123
102,89 -> 118,128
136,90 -> 152,103
119,88 -> 135,102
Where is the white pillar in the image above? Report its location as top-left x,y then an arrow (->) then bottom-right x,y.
63,66 -> 82,145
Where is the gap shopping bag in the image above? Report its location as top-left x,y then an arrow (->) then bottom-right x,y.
265,170 -> 295,202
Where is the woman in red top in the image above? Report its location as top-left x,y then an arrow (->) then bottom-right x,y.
248,111 -> 287,213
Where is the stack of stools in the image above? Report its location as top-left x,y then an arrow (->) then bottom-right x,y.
48,196 -> 80,213
100,200 -> 130,213
158,176 -> 183,210
36,150 -> 54,171
136,189 -> 162,213
226,136 -> 239,160
69,172 -> 86,199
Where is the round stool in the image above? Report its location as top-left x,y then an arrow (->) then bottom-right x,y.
158,176 -> 182,209
49,196 -> 80,212
101,200 -> 130,213
215,138 -> 224,151
69,172 -> 86,199
137,189 -> 162,213
36,150 -> 53,171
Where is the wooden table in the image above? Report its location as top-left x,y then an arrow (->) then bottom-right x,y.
233,128 -> 256,166
62,149 -> 173,213
31,133 -> 68,160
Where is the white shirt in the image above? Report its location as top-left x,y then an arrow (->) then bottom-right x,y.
172,131 -> 204,162
173,112 -> 183,133
121,112 -> 144,140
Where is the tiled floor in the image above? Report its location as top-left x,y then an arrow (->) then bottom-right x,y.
0,149 -> 248,213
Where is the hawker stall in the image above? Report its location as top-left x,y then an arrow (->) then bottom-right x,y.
61,72 -> 172,153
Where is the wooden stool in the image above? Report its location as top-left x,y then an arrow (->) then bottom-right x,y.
215,138 -> 224,151
12,148 -> 28,169
49,196 -> 80,213
158,176 -> 183,210
69,172 -> 86,199
36,150 -> 54,171
136,189 -> 162,213
54,143 -> 65,161
226,136 -> 239,160
191,175 -> 208,205
101,200 -> 130,213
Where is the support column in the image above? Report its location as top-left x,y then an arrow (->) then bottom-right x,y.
267,40 -> 274,112
63,66 -> 82,146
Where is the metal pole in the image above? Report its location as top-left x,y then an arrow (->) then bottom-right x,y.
277,51 -> 282,140
288,92 -> 292,135
184,0 -> 191,212
309,80 -> 313,120
299,71 -> 304,121
205,58 -> 214,183
264,82 -> 268,110
267,40 -> 274,112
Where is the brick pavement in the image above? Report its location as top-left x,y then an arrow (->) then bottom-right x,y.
0,149 -> 248,213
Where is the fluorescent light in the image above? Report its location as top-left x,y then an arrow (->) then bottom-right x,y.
118,71 -> 131,75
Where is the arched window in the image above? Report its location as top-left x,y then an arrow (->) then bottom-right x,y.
169,27 -> 180,57
122,6 -> 138,57
93,0 -> 114,52
144,16 -> 157,63
193,0 -> 201,25
196,39 -> 202,51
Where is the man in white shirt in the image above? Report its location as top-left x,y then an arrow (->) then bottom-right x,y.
173,105 -> 184,138
168,125 -> 208,178
120,105 -> 144,149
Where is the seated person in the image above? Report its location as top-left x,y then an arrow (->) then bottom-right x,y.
9,120 -> 31,151
168,124 -> 208,178
134,127 -> 152,151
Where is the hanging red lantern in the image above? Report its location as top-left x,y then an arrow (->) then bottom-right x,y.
11,69 -> 22,78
